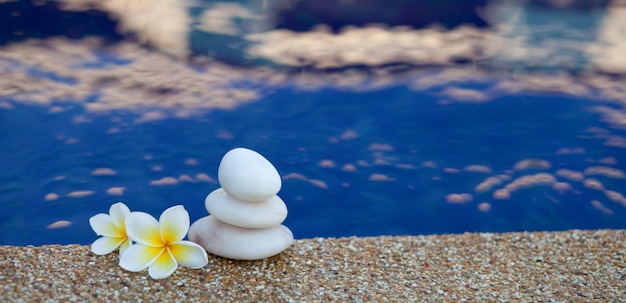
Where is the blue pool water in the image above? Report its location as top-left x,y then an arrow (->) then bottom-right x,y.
1,0 -> 625,245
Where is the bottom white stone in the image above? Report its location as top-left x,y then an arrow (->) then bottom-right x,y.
188,215 -> 294,260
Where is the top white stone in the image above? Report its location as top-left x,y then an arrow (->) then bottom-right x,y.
218,148 -> 282,201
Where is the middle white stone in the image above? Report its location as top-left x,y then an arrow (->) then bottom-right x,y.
205,188 -> 288,229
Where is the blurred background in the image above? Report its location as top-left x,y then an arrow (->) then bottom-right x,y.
1,0 -> 625,245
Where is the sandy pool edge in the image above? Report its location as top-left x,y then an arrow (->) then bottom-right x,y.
1,229 -> 624,302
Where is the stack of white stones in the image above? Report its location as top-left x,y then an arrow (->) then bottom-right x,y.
189,148 -> 294,260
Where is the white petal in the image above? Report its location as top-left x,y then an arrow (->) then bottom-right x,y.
119,244 -> 163,272
125,212 -> 162,247
89,214 -> 123,237
159,205 -> 189,243
118,238 -> 132,256
91,236 -> 124,255
170,241 -> 208,269
148,248 -> 178,279
109,202 -> 130,231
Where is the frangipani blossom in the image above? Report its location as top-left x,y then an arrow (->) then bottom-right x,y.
89,202 -> 132,255
120,205 -> 208,279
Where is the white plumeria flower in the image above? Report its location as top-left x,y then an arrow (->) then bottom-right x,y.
89,202 -> 132,255
119,205 -> 208,279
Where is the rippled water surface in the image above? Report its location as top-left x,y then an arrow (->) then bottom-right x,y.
1,0 -> 625,245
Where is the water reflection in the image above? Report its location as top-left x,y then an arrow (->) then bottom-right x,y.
1,1 -> 626,113
0,0 -> 626,245
0,38 -> 260,120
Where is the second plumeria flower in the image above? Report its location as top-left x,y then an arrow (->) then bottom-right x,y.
119,205 -> 208,279
89,202 -> 132,256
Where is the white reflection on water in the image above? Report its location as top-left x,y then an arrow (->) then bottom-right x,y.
59,0 -> 190,57
0,37 -> 261,118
